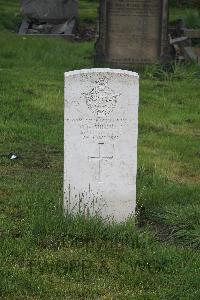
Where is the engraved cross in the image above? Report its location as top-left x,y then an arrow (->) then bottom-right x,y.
89,143 -> 113,182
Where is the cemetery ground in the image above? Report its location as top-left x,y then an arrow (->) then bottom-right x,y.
0,1 -> 200,299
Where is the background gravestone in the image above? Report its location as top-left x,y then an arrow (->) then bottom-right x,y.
95,0 -> 169,67
20,0 -> 78,24
64,69 -> 139,222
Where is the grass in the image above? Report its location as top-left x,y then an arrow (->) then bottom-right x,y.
79,0 -> 98,23
170,7 -> 200,28
0,0 -> 200,299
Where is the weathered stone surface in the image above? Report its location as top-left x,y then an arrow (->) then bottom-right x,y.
95,0 -> 169,67
64,69 -> 139,222
51,18 -> 76,34
18,19 -> 29,34
20,0 -> 78,23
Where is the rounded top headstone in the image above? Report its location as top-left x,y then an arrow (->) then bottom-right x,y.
65,68 -> 139,78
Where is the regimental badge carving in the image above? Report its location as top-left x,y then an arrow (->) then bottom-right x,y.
83,77 -> 121,117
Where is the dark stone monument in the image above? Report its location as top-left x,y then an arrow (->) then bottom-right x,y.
19,0 -> 78,36
95,0 -> 169,67
20,0 -> 78,24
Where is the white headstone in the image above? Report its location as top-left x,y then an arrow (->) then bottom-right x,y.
64,68 -> 139,222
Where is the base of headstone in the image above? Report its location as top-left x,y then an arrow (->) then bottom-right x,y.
18,18 -> 76,37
